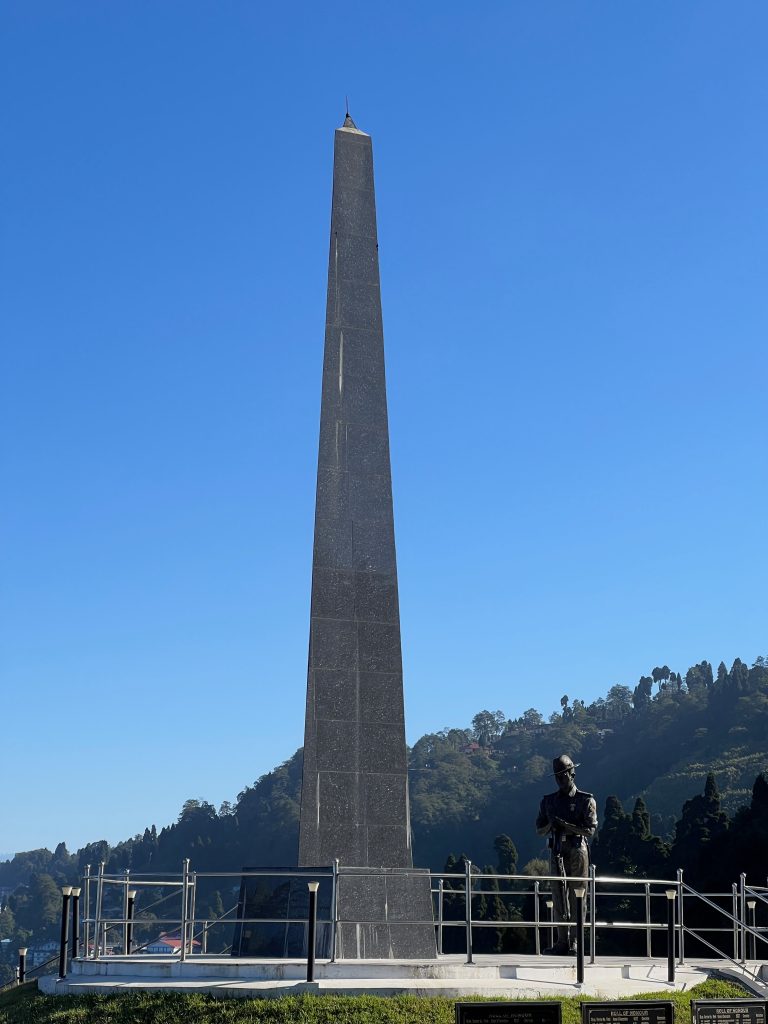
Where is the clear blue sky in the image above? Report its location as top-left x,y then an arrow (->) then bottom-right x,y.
2,2 -> 766,856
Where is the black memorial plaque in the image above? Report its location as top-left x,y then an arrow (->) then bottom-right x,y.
692,1001 -> 767,1024
455,1001 -> 562,1024
581,1002 -> 674,1024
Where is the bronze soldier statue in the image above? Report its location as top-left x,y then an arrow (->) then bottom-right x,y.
535,754 -> 598,955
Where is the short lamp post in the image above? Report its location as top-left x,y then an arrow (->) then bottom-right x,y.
665,889 -> 677,985
59,886 -> 72,979
18,948 -> 27,985
306,882 -> 319,983
574,887 -> 585,985
546,899 -> 554,951
747,900 -> 756,960
70,888 -> 81,961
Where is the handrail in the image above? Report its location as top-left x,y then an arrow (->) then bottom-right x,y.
681,881 -> 765,942
681,923 -> 761,981
745,885 -> 768,908
71,860 -> 768,968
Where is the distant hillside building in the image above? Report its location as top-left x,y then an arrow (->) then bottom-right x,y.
146,933 -> 200,955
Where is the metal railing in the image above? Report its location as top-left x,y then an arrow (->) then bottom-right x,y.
66,861 -> 768,971
433,863 -> 688,965
78,860 -> 336,962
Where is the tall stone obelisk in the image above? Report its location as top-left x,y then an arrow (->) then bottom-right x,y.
298,115 -> 436,958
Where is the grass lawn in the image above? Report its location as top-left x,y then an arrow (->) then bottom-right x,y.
0,977 -> 753,1024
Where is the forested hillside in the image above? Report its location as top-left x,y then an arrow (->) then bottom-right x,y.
1,654 -> 767,980
408,655 -> 768,870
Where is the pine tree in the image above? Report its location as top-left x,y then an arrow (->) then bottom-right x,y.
671,773 -> 728,880
474,866 -> 507,953
493,834 -> 518,881
631,797 -> 651,839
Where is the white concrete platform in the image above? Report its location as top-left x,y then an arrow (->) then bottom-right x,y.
38,956 -> 768,1000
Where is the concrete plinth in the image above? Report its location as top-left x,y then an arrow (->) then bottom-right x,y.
39,956 -> 768,999
335,868 -> 436,958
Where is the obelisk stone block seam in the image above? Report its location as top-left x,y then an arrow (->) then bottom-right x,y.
312,773 -> 408,832
310,600 -> 401,627
321,354 -> 386,388
317,427 -> 391,477
308,627 -> 403,676
310,669 -> 404,723
317,407 -> 391,440
310,697 -> 405,730
310,570 -> 400,614
319,328 -> 387,382
313,472 -> 396,524
320,359 -> 387,387
314,464 -> 395,496
316,371 -> 390,416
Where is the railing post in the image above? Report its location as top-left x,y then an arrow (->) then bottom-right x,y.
546,899 -> 554,953
534,880 -> 541,955
588,864 -> 596,963
180,859 -> 189,962
83,865 -> 91,961
575,885 -> 585,985
437,879 -> 444,955
665,888 -> 676,984
92,862 -> 104,959
189,871 -> 197,955
644,882 -> 651,958
331,859 -> 339,963
676,868 -> 685,965
740,873 -> 747,965
123,869 -> 130,956
464,858 -> 473,965
732,882 -> 739,960
202,921 -> 208,955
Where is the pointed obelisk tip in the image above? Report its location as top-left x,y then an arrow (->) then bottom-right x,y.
340,96 -> 366,133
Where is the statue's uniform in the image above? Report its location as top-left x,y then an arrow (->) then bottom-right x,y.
535,788 -> 597,952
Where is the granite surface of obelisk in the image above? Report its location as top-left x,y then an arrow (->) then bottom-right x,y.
298,116 -> 436,959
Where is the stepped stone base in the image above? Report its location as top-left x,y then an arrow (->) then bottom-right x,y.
41,957 -> 763,999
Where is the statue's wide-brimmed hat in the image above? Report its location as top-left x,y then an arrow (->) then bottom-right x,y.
553,754 -> 580,776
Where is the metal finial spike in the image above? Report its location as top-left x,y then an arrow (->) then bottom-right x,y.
342,102 -> 357,130
345,94 -> 349,117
